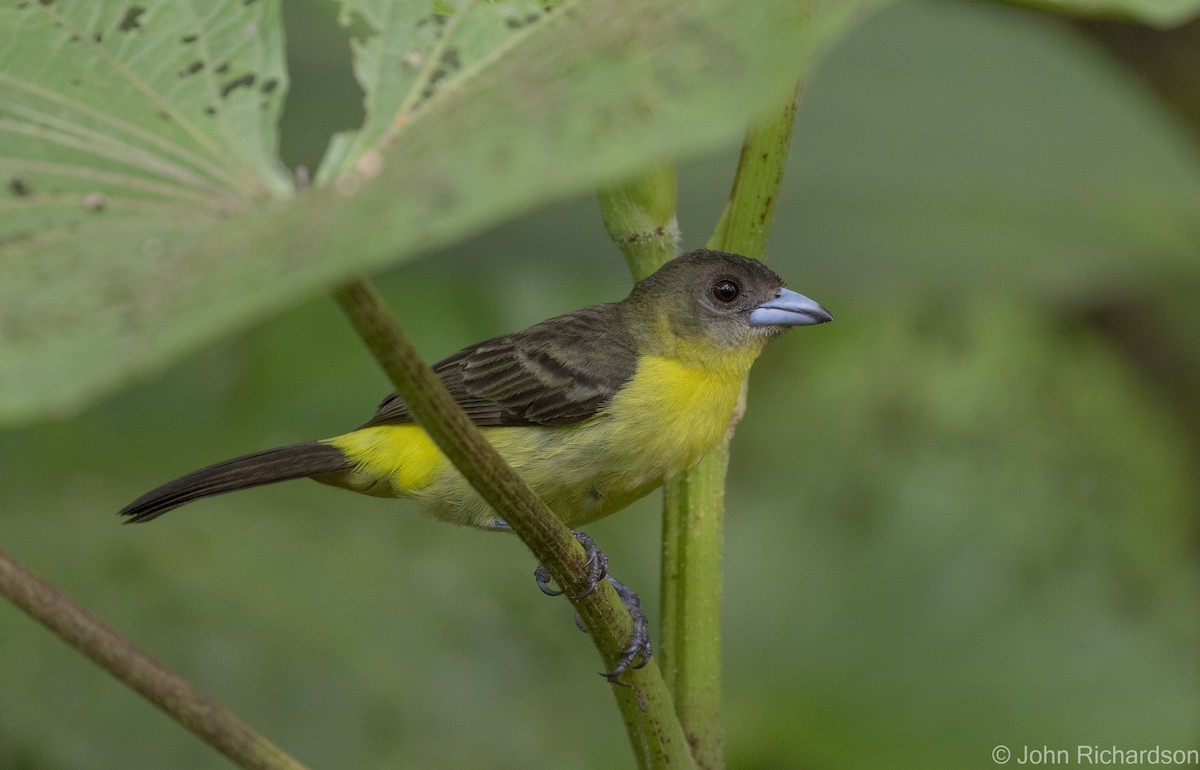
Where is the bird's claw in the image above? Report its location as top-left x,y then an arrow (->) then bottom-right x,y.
532,531 -> 608,599
533,563 -> 562,596
599,575 -> 652,683
531,531 -> 651,683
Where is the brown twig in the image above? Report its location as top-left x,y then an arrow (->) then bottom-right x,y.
0,546 -> 307,770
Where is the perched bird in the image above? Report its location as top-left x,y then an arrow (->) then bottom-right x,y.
122,249 -> 830,526
121,249 -> 831,675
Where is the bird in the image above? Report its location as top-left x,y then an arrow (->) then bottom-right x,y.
121,249 -> 830,526
120,249 -> 832,676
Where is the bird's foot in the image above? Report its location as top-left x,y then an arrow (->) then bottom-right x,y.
533,530 -> 607,598
593,575 -> 652,683
532,531 -> 650,683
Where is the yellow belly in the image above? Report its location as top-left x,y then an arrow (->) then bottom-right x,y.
325,355 -> 746,528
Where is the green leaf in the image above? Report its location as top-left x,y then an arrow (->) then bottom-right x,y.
0,0 -> 292,213
315,0 -> 557,185
1003,0 -> 1200,27
0,0 -> 292,423
0,0 -> 875,425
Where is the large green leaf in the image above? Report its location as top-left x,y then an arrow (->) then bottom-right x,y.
0,0 -> 863,425
0,0 -> 292,209
0,0 -> 291,422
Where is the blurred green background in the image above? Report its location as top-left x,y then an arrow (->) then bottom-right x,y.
2,0 -> 1199,767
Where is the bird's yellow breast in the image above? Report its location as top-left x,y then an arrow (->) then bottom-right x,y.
594,354 -> 743,483
326,350 -> 752,528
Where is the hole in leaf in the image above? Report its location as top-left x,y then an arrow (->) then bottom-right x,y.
278,1 -> 366,171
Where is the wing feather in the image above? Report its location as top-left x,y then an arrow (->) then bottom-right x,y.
360,303 -> 637,429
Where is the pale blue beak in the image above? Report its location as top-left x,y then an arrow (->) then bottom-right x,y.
748,288 -> 833,327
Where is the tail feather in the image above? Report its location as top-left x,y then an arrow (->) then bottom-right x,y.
120,442 -> 351,523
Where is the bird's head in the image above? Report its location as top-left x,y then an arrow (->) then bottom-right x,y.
624,249 -> 832,362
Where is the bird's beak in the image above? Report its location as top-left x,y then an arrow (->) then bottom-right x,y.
748,288 -> 833,327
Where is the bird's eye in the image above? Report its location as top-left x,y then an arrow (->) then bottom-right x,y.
712,279 -> 739,303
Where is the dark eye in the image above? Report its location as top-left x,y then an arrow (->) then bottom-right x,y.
712,279 -> 739,303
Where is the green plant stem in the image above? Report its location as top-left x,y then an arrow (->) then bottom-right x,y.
660,82 -> 804,770
0,546 -> 306,770
330,279 -> 692,770
598,163 -> 680,280
658,439 -> 729,765
711,83 -> 802,260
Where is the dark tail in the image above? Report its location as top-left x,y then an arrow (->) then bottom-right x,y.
120,442 -> 351,523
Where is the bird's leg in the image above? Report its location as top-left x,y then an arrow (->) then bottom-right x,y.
535,530 -> 651,682
533,530 -> 607,598
485,523 -> 608,596
591,574 -> 652,683
486,522 -> 652,681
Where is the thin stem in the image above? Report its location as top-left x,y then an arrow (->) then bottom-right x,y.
0,546 -> 306,770
331,279 -> 692,770
598,163 -> 680,280
712,83 -> 802,260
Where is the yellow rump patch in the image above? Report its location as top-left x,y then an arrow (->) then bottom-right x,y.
327,425 -> 446,495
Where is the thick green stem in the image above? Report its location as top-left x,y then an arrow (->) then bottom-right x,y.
597,94 -> 803,763
0,546 -> 306,770
331,279 -> 691,770
658,440 -> 729,767
661,82 -> 804,770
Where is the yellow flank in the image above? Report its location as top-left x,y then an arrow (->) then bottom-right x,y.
323,345 -> 758,529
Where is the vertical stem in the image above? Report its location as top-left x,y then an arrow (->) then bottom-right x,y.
660,81 -> 804,770
712,84 -> 803,261
598,80 -> 804,770
659,441 -> 729,767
